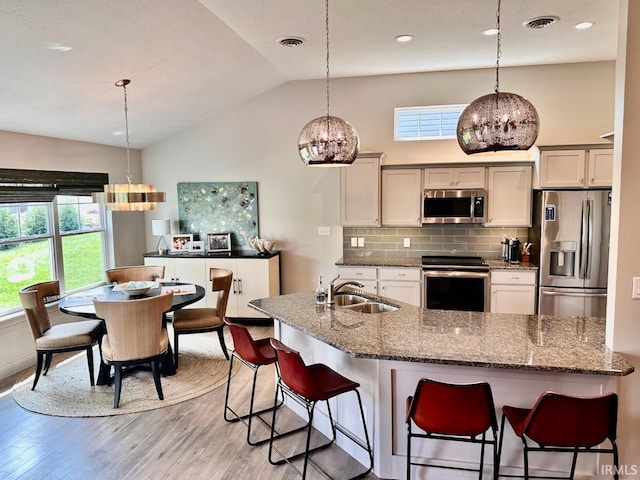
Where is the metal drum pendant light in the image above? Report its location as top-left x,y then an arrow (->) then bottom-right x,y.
298,0 -> 359,166
456,0 -> 539,155
92,79 -> 165,211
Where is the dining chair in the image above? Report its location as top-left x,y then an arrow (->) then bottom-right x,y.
406,378 -> 499,480
19,281 -> 104,390
93,292 -> 173,408
105,265 -> 165,284
172,268 -> 232,366
499,391 -> 619,479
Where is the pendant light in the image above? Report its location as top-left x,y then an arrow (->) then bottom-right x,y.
297,0 -> 360,166
456,0 -> 539,155
92,79 -> 165,210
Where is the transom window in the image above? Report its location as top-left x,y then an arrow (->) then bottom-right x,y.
0,196 -> 107,317
394,104 -> 467,141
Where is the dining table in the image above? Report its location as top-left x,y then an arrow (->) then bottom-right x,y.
59,281 -> 206,385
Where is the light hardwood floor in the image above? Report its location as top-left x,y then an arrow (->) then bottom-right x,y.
0,325 -> 379,480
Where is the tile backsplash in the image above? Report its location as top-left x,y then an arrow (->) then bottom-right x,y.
343,225 -> 529,259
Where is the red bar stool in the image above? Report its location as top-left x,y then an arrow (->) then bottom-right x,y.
406,378 -> 499,480
499,391 -> 619,480
268,338 -> 373,480
223,319 -> 284,445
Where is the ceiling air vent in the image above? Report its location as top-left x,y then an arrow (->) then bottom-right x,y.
277,37 -> 305,47
524,16 -> 560,29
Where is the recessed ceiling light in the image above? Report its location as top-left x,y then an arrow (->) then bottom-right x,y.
277,37 -> 305,47
524,16 -> 560,29
482,28 -> 499,36
395,34 -> 414,43
575,21 -> 595,30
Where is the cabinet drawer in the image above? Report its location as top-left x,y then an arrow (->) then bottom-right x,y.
378,267 -> 421,282
337,266 -> 377,281
491,270 -> 536,285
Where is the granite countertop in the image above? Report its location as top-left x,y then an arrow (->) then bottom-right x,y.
249,292 -> 634,376
336,256 -> 538,270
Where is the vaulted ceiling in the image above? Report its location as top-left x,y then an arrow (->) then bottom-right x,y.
0,0 -> 619,148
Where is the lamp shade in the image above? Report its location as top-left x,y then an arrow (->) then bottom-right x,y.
152,219 -> 171,236
298,115 -> 360,166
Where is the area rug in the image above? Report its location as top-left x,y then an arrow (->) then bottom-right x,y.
11,332 -> 232,417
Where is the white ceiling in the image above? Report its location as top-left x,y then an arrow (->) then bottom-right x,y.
0,0 -> 619,148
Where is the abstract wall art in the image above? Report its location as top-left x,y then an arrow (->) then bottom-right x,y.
177,182 -> 258,247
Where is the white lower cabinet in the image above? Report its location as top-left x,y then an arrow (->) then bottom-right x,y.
377,267 -> 421,306
144,253 -> 280,317
335,266 -> 377,295
490,270 -> 537,314
337,266 -> 421,306
144,256 -> 206,307
205,256 -> 280,318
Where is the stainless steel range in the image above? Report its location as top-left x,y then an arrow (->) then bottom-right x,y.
422,255 -> 490,312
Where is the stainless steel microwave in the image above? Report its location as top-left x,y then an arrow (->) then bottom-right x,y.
422,189 -> 486,224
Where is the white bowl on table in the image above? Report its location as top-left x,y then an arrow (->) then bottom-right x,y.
122,281 -> 156,296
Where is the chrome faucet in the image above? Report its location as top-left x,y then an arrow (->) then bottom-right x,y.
326,274 -> 365,305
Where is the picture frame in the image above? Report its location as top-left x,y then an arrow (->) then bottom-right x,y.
207,232 -> 232,253
170,234 -> 193,253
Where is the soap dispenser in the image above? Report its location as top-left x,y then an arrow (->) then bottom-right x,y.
315,276 -> 326,305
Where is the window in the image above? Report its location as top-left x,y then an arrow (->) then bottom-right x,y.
0,196 -> 107,316
394,104 -> 467,141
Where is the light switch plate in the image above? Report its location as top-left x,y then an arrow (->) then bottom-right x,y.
357,237 -> 365,247
318,226 -> 331,236
404,237 -> 411,248
633,277 -> 640,299
351,237 -> 358,247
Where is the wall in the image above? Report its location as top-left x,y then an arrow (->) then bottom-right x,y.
143,61 -> 615,294
607,0 -> 640,469
343,225 -> 528,259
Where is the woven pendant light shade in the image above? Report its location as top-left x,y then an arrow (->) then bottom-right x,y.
298,115 -> 359,166
457,92 -> 539,154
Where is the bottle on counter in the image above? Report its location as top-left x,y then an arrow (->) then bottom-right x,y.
315,276 -> 326,305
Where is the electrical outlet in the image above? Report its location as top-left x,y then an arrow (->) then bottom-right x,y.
633,277 -> 640,299
318,226 -> 331,236
351,237 -> 358,247
404,237 -> 411,248
357,237 -> 365,247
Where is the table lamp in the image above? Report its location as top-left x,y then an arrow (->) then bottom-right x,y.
152,219 -> 171,254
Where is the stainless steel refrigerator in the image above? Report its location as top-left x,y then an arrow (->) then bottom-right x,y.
529,190 -> 611,317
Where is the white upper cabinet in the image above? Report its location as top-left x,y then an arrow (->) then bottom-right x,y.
486,166 -> 532,227
341,153 -> 382,226
539,148 -> 613,188
423,166 -> 485,189
381,169 -> 422,226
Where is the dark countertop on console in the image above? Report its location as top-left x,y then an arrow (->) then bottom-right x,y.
144,250 -> 279,259
249,291 -> 633,376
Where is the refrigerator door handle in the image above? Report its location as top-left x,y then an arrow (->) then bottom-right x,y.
586,199 -> 593,279
579,199 -> 589,280
541,290 -> 607,298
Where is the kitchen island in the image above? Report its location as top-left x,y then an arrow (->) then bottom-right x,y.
249,292 -> 634,479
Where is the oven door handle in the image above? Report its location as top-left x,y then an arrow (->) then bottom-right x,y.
423,270 -> 489,279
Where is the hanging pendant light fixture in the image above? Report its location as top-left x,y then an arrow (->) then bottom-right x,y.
456,0 -> 539,155
92,79 -> 165,210
297,0 -> 360,166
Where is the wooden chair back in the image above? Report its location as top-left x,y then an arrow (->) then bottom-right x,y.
19,281 -> 60,340
93,293 -> 173,361
209,268 -> 233,318
105,265 -> 165,284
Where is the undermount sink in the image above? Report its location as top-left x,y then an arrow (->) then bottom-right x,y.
333,294 -> 369,306
333,293 -> 399,313
344,302 -> 398,313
